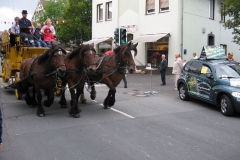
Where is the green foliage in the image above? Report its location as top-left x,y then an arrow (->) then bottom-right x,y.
57,0 -> 92,43
39,0 -> 92,44
221,0 -> 240,45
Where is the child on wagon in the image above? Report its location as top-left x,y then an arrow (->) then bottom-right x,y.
33,25 -> 47,48
43,26 -> 55,47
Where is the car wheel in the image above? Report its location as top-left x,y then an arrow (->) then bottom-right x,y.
179,84 -> 190,101
220,94 -> 234,116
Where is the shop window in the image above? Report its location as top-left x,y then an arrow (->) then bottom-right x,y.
106,1 -> 112,20
159,0 -> 169,12
146,38 -> 169,68
146,0 -> 155,14
209,0 -> 215,19
97,4 -> 103,22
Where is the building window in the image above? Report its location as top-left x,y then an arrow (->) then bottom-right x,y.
208,32 -> 215,46
106,1 -> 112,20
146,0 -> 155,14
159,0 -> 169,12
97,4 -> 103,22
220,3 -> 225,22
209,0 -> 215,19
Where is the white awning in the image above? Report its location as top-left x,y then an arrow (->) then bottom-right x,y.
83,37 -> 112,45
132,33 -> 169,43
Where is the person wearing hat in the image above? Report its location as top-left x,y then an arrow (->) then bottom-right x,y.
18,10 -> 34,46
43,26 -> 55,47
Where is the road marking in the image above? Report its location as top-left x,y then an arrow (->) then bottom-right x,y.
97,101 -> 135,118
110,108 -> 135,119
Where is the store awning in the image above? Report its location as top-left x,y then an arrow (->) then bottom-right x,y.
132,33 -> 170,43
83,37 -> 112,45
99,42 -> 112,49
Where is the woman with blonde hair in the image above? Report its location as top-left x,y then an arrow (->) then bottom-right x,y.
40,18 -> 56,35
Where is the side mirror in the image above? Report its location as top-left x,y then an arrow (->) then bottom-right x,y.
206,73 -> 213,79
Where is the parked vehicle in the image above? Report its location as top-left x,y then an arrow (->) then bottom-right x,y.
177,58 -> 240,116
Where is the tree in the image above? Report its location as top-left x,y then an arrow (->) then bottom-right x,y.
221,0 -> 240,45
57,0 -> 92,44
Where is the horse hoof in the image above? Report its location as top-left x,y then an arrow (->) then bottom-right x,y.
43,100 -> 51,107
90,95 -> 96,100
81,99 -> 87,104
72,113 -> 80,118
104,106 -> 109,109
37,113 -> 45,117
61,104 -> 67,108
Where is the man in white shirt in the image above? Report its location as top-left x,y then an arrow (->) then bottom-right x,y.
193,52 -> 198,59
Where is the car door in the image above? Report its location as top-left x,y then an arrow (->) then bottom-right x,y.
197,64 -> 214,101
186,61 -> 202,98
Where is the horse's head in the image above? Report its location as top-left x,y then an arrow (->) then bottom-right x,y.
120,42 -> 138,74
80,43 -> 97,72
48,44 -> 67,77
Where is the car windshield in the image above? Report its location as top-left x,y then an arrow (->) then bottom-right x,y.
215,64 -> 240,78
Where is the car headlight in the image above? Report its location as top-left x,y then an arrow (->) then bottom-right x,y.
231,92 -> 240,98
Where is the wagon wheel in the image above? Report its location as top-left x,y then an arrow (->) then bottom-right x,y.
55,77 -> 62,96
14,72 -> 22,100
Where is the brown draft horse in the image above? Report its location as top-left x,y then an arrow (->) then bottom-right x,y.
82,42 -> 138,109
58,43 -> 97,118
19,44 -> 67,117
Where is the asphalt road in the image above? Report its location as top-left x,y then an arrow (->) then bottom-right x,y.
0,74 -> 240,160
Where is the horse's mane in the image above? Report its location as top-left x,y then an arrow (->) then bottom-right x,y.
113,46 -> 122,54
81,44 -> 96,54
68,46 -> 82,60
38,44 -> 67,64
68,44 -> 96,60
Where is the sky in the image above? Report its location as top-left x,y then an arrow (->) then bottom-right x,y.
0,0 -> 39,31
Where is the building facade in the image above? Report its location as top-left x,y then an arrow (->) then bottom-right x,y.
89,0 -> 239,72
32,0 -> 49,23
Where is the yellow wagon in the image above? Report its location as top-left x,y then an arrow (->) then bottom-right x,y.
1,30 -> 50,99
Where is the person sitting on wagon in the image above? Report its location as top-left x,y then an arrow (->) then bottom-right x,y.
33,24 -> 47,48
10,16 -> 20,46
18,10 -> 35,47
43,26 -> 55,47
41,18 -> 56,36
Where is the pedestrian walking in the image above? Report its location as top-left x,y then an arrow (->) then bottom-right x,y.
160,54 -> 167,86
172,53 -> 183,91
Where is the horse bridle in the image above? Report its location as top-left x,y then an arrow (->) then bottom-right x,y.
118,44 -> 136,71
51,49 -> 66,70
82,44 -> 96,68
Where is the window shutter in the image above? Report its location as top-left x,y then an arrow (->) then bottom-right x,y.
160,0 -> 169,8
146,0 -> 155,11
